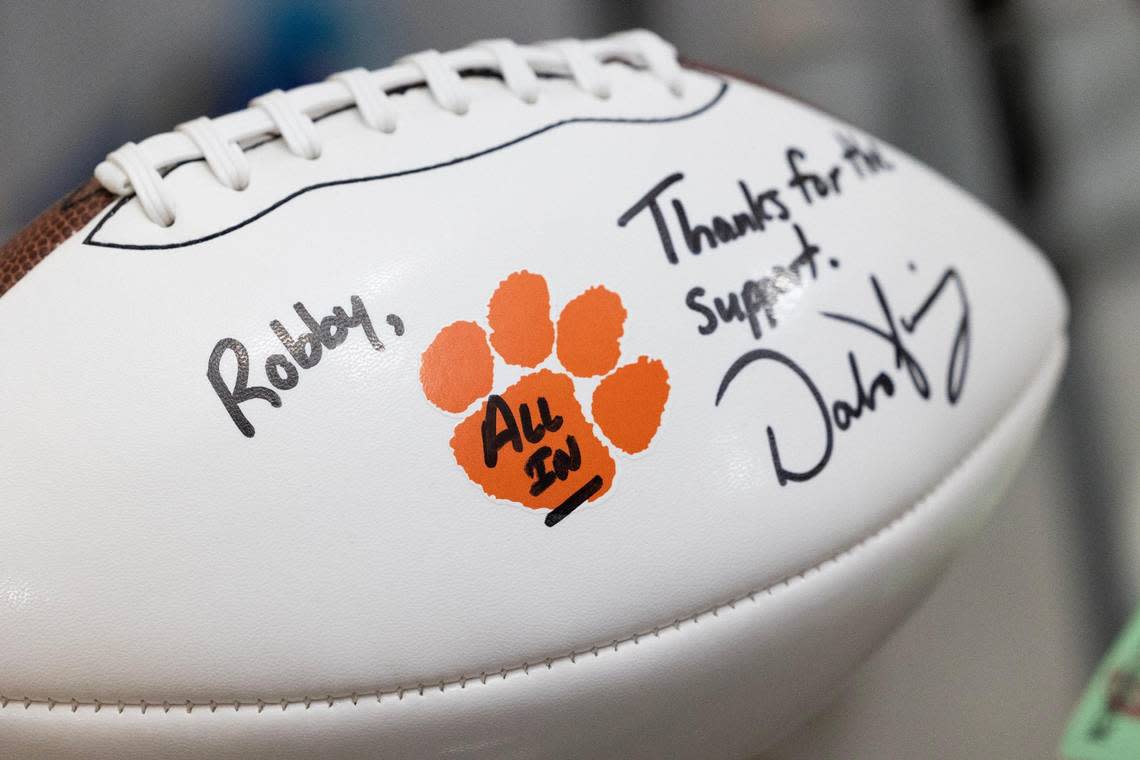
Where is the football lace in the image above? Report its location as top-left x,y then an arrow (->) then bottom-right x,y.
93,29 -> 685,228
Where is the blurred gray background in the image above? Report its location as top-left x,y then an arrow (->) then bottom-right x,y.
1,1 -> 1137,757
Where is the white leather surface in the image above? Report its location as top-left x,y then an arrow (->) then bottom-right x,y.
0,61 -> 1067,757
0,338 -> 1066,759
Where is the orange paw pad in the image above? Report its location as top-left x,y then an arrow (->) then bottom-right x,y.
592,357 -> 671,454
487,270 -> 554,368
420,321 -> 493,413
556,286 -> 626,378
451,370 -> 615,511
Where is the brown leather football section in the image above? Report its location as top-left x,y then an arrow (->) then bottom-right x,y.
682,57 -> 838,127
0,179 -> 115,299
681,57 -> 798,103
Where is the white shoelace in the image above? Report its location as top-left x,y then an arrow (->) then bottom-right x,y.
95,29 -> 685,228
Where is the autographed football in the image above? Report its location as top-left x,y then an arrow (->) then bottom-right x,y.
0,30 -> 1066,759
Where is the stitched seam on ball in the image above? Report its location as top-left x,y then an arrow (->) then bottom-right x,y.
0,336 -> 1064,715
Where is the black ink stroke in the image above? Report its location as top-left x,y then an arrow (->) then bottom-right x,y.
545,475 -> 605,527
208,295 -> 404,437
715,267 -> 970,486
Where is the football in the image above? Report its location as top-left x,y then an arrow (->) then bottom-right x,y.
0,30 -> 1066,758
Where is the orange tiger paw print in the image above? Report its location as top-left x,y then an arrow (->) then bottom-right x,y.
420,271 -> 670,526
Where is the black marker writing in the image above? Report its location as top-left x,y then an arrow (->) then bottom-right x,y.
618,172 -> 790,264
208,295 -> 404,437
686,222 -> 827,340
715,268 -> 969,485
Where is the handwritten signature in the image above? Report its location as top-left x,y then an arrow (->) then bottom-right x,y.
715,268 -> 969,485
